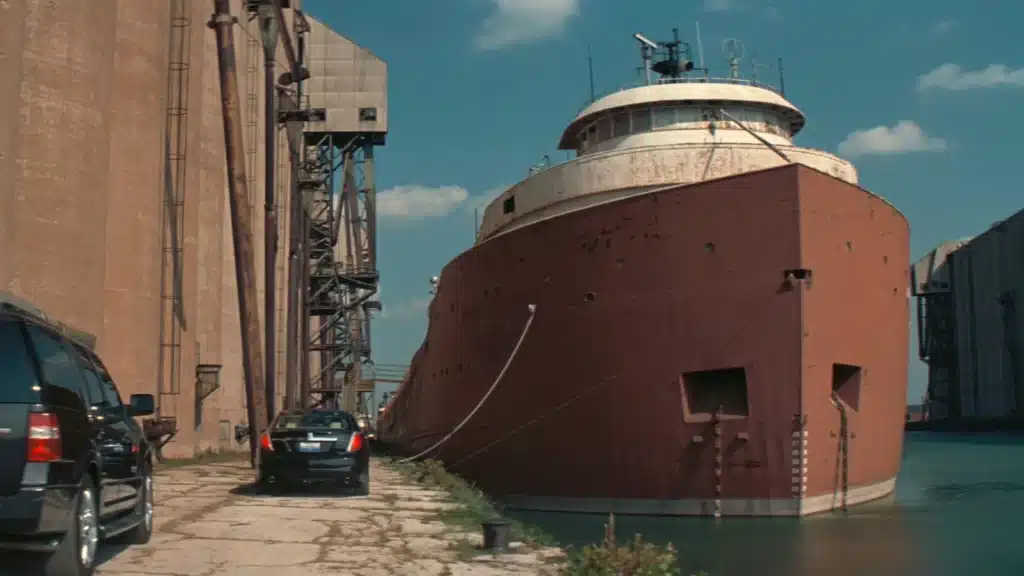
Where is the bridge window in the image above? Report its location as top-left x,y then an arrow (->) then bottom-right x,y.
653,106 -> 676,128
631,108 -> 651,132
575,104 -> 790,153
502,195 -> 516,214
612,113 -> 630,137
676,108 -> 703,123
597,117 -> 612,141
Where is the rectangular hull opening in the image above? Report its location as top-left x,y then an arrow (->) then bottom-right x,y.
682,367 -> 750,422
832,363 -> 862,411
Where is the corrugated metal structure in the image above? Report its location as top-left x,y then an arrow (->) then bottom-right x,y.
915,209 -> 1024,421
0,0 -> 386,458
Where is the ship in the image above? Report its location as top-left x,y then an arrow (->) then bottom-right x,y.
379,29 -> 910,517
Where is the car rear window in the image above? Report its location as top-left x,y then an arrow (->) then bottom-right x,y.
0,319 -> 40,403
276,412 -> 353,431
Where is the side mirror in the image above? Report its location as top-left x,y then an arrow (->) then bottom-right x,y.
128,394 -> 155,417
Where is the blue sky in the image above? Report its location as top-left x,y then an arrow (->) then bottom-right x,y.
304,0 -> 1024,403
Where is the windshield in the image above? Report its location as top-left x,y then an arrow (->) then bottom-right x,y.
275,411 -> 353,431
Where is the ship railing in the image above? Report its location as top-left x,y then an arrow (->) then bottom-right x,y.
577,75 -> 782,115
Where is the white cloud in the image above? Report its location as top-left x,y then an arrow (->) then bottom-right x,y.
929,19 -> 955,38
837,121 -> 947,158
376,185 -> 469,220
380,296 -> 432,320
474,0 -> 580,51
917,63 -> 1024,91
704,0 -> 742,12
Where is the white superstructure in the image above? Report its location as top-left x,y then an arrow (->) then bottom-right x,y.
476,32 -> 856,243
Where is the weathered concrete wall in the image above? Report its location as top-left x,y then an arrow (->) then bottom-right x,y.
0,0 -> 118,339
101,0 -> 170,417
0,0 -> 300,458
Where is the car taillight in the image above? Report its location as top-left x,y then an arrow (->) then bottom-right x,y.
346,432 -> 363,453
259,432 -> 273,451
27,413 -> 61,462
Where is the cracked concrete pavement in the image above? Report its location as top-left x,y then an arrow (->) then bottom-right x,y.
89,458 -> 566,575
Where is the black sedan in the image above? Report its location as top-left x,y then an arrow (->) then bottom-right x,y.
257,409 -> 370,495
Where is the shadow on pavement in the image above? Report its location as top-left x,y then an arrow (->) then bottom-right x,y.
0,534 -> 134,575
229,481 -> 367,499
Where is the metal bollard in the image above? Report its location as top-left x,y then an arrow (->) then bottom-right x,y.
481,518 -> 512,552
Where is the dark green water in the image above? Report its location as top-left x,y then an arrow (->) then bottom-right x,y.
511,432 -> 1024,576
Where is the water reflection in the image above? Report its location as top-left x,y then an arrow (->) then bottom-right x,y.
510,433 -> 1024,576
512,505 -> 923,576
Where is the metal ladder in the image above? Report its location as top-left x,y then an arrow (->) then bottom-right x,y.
832,390 -> 850,511
151,0 -> 193,456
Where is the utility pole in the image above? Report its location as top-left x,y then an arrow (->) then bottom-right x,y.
283,121 -> 301,411
258,2 -> 279,423
209,0 -> 268,467
283,19 -> 306,411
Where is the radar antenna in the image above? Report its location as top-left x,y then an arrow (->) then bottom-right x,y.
633,28 -> 695,85
651,28 -> 695,80
722,38 -> 745,79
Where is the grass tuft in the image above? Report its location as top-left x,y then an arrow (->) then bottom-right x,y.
384,455 -> 555,549
376,447 -> 706,575
562,513 -> 706,576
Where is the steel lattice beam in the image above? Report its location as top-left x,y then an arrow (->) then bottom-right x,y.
292,132 -> 381,412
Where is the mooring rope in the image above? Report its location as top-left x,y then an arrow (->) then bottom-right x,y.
397,303 -> 537,463
449,373 -> 621,469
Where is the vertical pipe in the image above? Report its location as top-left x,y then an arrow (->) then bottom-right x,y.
300,191 -> 311,402
284,30 -> 305,411
642,47 -> 652,85
284,143 -> 300,410
210,0 -> 268,467
260,7 -> 279,423
696,22 -> 706,72
778,57 -> 785,96
587,44 -> 595,102
345,149 -> 359,264
364,144 -> 377,271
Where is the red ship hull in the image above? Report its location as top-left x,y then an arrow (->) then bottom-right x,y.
380,164 -> 910,516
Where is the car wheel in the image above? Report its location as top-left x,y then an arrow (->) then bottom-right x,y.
32,475 -> 99,576
123,464 -> 154,545
354,469 -> 370,496
257,473 -> 281,495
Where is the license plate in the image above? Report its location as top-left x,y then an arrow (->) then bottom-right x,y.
297,441 -> 320,452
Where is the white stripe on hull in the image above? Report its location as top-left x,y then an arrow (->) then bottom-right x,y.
500,477 -> 897,518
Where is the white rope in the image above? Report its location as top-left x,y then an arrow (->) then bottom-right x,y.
398,304 -> 537,463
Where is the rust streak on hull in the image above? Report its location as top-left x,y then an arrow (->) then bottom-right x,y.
380,164 -> 910,517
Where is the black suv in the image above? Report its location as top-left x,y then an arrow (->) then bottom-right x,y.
0,293 -> 156,576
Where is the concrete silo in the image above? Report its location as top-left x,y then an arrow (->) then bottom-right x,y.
0,0 -> 119,339
101,0 -> 171,408
1,0 -> 384,459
